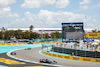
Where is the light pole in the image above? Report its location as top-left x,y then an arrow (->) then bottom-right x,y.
41,28 -> 43,39
85,16 -> 87,29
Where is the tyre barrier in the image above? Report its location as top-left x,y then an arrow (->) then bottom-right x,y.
0,43 -> 27,46
42,50 -> 100,63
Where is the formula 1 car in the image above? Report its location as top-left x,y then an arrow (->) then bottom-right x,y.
24,48 -> 31,50
11,52 -> 16,55
40,59 -> 57,64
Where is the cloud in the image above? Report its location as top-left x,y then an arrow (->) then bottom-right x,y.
8,10 -> 87,28
2,10 -> 97,29
80,5 -> 89,10
25,11 -> 30,15
92,2 -> 100,8
21,0 -> 56,8
0,0 -> 16,8
92,19 -> 96,22
55,0 -> 70,8
80,0 -> 91,5
0,0 -> 18,18
21,0 -> 70,8
0,7 -> 19,18
97,2 -> 100,7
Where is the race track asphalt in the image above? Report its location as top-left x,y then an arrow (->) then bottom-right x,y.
0,45 -> 56,67
0,53 -> 51,67
8,47 -> 100,67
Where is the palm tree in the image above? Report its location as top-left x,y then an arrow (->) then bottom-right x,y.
1,27 -> 5,40
29,25 -> 34,39
95,45 -> 99,51
92,29 -> 96,33
98,30 -> 100,33
29,25 -> 34,32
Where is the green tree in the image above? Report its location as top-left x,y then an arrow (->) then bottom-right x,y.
23,31 -> 30,39
1,27 -> 6,40
92,29 -> 96,33
29,25 -> 34,32
5,30 -> 15,40
98,30 -> 100,33
29,25 -> 34,39
32,32 -> 40,39
44,33 -> 50,39
14,29 -> 23,39
0,28 -> 41,40
50,32 -> 62,39
0,32 -> 2,39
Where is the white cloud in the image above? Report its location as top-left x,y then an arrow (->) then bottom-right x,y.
9,10 -> 87,28
80,5 -> 89,10
0,0 -> 18,19
21,0 -> 70,8
80,0 -> 91,5
0,7 -> 19,18
0,0 -> 16,7
92,19 -> 96,22
3,10 -> 97,29
21,0 -> 56,8
97,2 -> 100,7
55,0 -> 70,8
25,11 -> 30,15
92,2 -> 100,8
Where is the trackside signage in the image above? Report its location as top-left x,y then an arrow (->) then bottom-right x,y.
42,50 -> 100,63
86,33 -> 100,37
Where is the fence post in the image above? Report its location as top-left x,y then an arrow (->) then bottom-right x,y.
95,51 -> 97,58
84,50 -> 86,57
52,45 -> 54,51
76,49 -> 77,56
42,44 -> 43,50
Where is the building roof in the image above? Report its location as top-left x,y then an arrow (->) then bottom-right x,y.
0,28 -> 95,32
7,28 -> 62,31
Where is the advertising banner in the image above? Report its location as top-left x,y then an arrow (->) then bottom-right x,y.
86,33 -> 100,37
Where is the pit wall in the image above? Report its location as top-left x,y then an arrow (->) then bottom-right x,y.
42,50 -> 100,63
0,43 -> 27,46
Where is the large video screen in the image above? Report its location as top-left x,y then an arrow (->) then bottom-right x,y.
62,22 -> 84,39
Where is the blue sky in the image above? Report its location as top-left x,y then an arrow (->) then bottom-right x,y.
0,0 -> 100,30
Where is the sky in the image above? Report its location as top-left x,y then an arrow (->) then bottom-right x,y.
0,0 -> 100,30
